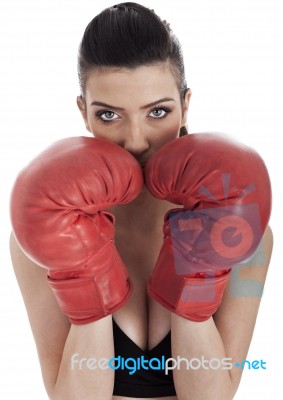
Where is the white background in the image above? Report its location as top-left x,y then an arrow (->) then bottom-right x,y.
1,0 -> 282,398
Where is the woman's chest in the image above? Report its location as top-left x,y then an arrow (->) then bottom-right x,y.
110,206 -> 177,399
112,226 -> 171,352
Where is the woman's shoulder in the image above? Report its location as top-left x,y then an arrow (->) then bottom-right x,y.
229,224 -> 273,288
10,232 -> 49,288
9,232 -> 70,393
264,224 -> 273,251
9,230 -> 70,327
253,224 -> 273,272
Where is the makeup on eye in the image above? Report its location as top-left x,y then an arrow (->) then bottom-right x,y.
148,107 -> 171,119
95,110 -> 120,122
94,106 -> 173,123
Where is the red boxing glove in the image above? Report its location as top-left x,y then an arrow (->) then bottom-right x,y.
11,137 -> 143,324
145,133 -> 272,322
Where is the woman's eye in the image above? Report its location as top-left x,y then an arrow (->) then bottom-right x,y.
96,110 -> 119,122
149,108 -> 170,119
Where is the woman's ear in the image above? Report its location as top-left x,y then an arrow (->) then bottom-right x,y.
76,95 -> 91,132
181,88 -> 192,127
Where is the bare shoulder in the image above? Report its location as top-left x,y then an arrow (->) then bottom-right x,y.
239,224 -> 273,282
265,224 -> 273,244
10,232 -> 70,394
262,224 -> 273,263
220,224 -> 273,307
212,225 -> 273,393
214,224 -> 273,329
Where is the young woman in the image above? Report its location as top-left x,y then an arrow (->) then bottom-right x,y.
10,3 -> 273,399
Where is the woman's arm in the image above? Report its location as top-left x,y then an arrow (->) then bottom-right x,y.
171,225 -> 273,400
10,233 -> 115,400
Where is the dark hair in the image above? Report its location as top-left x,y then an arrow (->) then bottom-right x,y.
77,2 -> 188,135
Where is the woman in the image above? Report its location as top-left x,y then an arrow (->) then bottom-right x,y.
10,2 -> 273,399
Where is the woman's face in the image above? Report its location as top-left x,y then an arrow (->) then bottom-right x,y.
77,64 -> 191,166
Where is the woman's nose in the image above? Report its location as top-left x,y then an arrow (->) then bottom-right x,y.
123,121 -> 150,156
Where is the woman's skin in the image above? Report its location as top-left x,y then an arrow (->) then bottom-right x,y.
10,63 -> 273,400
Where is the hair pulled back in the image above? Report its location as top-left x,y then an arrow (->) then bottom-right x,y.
78,2 -> 188,135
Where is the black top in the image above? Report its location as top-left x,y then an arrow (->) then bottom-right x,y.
112,318 -> 176,398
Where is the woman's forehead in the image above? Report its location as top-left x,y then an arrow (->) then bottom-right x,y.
85,64 -> 180,99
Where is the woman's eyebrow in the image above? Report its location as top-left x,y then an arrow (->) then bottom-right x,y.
90,97 -> 176,110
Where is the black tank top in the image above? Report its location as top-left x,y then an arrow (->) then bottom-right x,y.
112,318 -> 176,397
